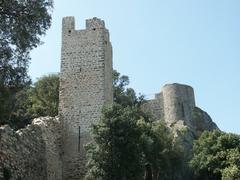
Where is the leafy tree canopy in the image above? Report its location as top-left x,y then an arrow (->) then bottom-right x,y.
85,104 -> 146,180
0,0 -> 53,125
138,119 -> 183,180
189,130 -> 240,180
27,74 -> 59,118
85,71 -> 182,180
113,70 -> 144,107
0,74 -> 59,129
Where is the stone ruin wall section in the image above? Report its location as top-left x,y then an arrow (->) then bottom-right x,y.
0,124 -> 47,180
32,117 -> 62,180
142,92 -> 164,121
0,117 -> 62,180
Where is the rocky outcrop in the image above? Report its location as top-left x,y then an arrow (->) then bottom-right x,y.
192,107 -> 219,137
166,106 -> 218,153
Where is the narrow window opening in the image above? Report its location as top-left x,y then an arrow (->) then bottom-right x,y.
78,126 -> 81,152
68,30 -> 71,33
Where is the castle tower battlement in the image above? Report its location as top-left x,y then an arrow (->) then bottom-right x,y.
59,17 -> 113,180
62,16 -> 75,33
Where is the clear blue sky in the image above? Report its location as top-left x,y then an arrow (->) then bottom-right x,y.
30,0 -> 240,134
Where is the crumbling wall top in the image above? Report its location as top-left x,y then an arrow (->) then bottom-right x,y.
86,17 -> 105,30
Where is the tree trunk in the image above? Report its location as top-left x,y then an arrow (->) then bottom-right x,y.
144,163 -> 153,180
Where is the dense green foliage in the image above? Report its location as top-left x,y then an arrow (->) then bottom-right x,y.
27,74 -> 59,118
0,0 -> 53,126
4,86 -> 32,129
0,74 -> 59,129
113,70 -> 144,107
85,71 -> 182,180
85,104 -> 146,180
138,120 -> 182,180
3,167 -> 11,180
189,130 -> 240,180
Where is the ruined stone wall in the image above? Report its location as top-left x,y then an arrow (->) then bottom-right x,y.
59,17 -> 113,180
32,117 -> 62,180
142,93 -> 164,120
0,124 -> 47,180
0,117 -> 62,180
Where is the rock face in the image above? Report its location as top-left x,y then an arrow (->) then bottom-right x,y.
192,107 -> 218,137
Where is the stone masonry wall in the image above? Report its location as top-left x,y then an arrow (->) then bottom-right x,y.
59,17 -> 113,180
142,92 -> 164,121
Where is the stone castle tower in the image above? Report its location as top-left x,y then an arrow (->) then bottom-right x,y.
143,84 -> 196,127
143,83 -> 218,146
59,17 -> 113,179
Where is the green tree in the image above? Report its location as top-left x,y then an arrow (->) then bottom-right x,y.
0,0 -> 53,125
221,165 -> 240,180
85,105 -> 182,180
113,70 -> 144,107
189,130 -> 240,180
85,71 -> 147,179
6,87 -> 32,129
85,70 -> 182,180
27,74 -> 59,118
85,104 -> 146,180
1,74 -> 59,129
138,120 -> 182,180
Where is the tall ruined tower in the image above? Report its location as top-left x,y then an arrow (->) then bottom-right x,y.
59,17 -> 113,179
